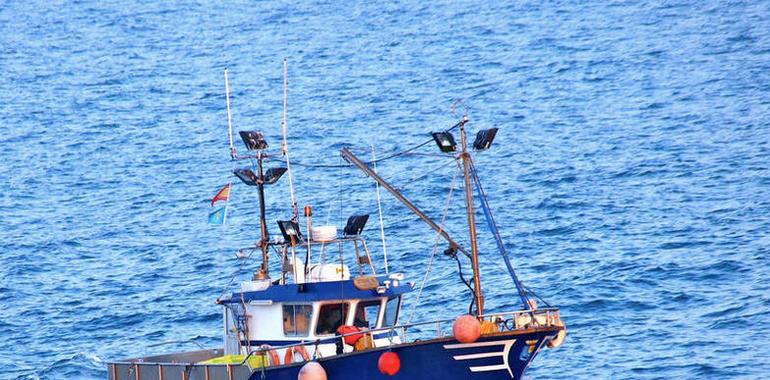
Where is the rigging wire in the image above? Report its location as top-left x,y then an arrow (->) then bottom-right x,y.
291,120 -> 462,169
470,157 -> 531,309
385,157 -> 459,189
406,168 -> 460,324
371,146 -> 390,274
216,246 -> 256,303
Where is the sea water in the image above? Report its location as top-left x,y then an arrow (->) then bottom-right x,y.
1,1 -> 769,379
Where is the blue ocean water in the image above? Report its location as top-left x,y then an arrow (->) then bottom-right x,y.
1,0 -> 769,379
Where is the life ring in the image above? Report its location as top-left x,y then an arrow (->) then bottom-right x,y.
258,344 -> 281,366
284,345 -> 311,364
546,317 -> 567,349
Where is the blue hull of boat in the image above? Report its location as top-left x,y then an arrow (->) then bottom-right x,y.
248,328 -> 559,380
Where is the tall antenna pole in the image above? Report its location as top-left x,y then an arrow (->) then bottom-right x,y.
281,59 -> 299,221
224,69 -> 236,159
459,115 -> 484,316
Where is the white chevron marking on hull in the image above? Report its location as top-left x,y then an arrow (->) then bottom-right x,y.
443,339 -> 517,378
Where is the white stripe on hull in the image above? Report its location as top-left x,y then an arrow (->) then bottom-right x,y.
443,339 -> 517,378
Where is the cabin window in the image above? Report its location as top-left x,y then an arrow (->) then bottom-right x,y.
382,296 -> 401,327
283,304 -> 312,337
354,300 -> 381,329
315,303 -> 349,335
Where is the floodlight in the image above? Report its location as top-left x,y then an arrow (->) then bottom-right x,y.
343,214 -> 369,236
278,220 -> 302,241
263,167 -> 287,185
239,131 -> 268,151
233,168 -> 259,186
472,128 -> 498,150
431,132 -> 457,153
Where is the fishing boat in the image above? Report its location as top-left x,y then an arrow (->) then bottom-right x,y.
107,61 -> 566,380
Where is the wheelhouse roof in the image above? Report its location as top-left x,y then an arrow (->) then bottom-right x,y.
221,276 -> 413,304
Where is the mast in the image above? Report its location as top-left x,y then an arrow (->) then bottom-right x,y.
256,151 -> 270,279
458,116 -> 484,316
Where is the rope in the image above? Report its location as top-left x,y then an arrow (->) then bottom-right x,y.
293,119 -> 462,169
216,247 -> 256,302
406,168 -> 460,324
387,158 -> 459,189
372,146 -> 390,274
469,158 -> 530,309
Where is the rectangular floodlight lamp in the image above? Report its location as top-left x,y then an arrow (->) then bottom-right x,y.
233,168 -> 259,186
343,214 -> 369,236
263,167 -> 288,185
239,131 -> 268,151
278,220 -> 303,241
472,128 -> 498,150
431,132 -> 457,153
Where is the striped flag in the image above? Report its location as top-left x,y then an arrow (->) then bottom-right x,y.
211,183 -> 231,206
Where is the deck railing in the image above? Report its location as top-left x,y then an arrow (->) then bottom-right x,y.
238,307 -> 562,366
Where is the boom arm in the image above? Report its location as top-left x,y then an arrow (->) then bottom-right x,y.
340,148 -> 470,258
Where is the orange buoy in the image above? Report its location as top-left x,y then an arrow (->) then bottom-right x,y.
298,361 -> 327,380
453,314 -> 481,343
336,325 -> 364,346
378,351 -> 401,376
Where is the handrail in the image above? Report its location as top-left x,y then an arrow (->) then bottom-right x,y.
109,308 -> 562,367
238,317 -> 456,365
238,308 -> 562,366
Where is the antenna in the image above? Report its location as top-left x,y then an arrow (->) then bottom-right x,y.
281,59 -> 299,221
224,69 -> 236,159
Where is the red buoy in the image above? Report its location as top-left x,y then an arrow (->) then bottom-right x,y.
453,314 -> 481,343
378,351 -> 401,376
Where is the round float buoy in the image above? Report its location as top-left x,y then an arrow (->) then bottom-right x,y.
298,361 -> 327,380
453,314 -> 481,343
378,351 -> 401,376
336,325 -> 364,346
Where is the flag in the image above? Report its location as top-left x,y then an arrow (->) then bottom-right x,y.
211,183 -> 231,206
208,205 -> 227,225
